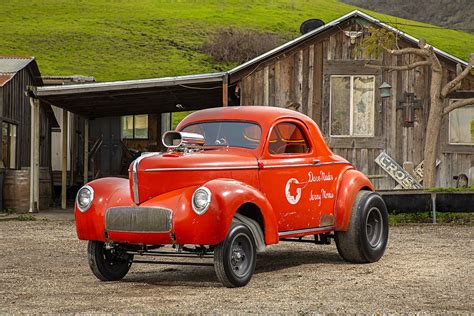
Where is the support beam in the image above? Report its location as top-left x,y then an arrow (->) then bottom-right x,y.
84,118 -> 89,184
61,109 -> 68,209
29,98 -> 36,213
222,73 -> 228,107
34,99 -> 40,210
29,97 -> 40,213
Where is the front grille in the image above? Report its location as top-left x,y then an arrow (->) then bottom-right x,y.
105,206 -> 172,233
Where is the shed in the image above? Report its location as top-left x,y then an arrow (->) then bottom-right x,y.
0,56 -> 59,211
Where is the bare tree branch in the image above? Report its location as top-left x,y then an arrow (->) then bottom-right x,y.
443,98 -> 474,115
365,60 -> 431,72
384,47 -> 431,58
441,54 -> 474,98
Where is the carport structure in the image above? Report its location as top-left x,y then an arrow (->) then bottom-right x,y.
29,72 -> 230,211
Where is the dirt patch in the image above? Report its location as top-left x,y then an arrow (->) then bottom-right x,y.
0,220 -> 472,313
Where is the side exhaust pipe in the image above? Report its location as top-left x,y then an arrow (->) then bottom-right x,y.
162,131 -> 205,148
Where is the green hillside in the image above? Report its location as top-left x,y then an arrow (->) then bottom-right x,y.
1,0 -> 473,82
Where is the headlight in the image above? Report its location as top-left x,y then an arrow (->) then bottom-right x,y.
76,185 -> 94,213
192,187 -> 211,215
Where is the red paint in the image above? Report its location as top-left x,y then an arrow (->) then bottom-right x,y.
75,106 -> 374,246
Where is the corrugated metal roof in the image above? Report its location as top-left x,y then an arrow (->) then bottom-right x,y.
0,56 -> 35,74
229,10 -> 470,76
0,74 -> 14,87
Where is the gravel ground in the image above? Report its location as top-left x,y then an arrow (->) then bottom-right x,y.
0,219 -> 472,314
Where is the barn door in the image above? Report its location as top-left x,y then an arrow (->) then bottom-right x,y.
89,117 -> 122,177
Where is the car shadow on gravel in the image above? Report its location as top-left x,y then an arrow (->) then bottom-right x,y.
255,249 -> 345,274
122,249 -> 343,287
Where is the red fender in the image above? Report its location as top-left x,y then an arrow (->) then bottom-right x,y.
75,177 -> 135,241
203,179 -> 279,245
334,169 -> 375,231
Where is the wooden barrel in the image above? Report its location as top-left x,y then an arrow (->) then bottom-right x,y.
3,168 -> 52,213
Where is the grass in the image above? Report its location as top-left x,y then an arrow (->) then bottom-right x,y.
0,0 -> 473,83
389,212 -> 473,225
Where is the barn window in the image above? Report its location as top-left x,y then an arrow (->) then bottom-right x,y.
330,75 -> 375,137
121,115 -> 148,139
449,103 -> 474,145
2,122 -> 17,169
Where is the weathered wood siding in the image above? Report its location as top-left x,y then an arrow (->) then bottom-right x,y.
1,68 -> 51,168
238,19 -> 474,189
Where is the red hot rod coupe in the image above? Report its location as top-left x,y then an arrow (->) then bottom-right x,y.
75,106 -> 388,287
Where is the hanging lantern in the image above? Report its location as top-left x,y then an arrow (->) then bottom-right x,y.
379,82 -> 392,98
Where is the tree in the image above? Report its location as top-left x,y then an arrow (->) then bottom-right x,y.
363,27 -> 474,188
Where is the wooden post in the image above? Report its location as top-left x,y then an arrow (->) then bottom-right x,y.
29,98 -> 40,212
83,118 -> 89,184
61,109 -> 68,209
34,99 -> 40,210
29,97 -> 36,213
222,73 -> 229,107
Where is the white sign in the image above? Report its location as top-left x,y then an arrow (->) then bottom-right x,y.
375,152 -> 422,189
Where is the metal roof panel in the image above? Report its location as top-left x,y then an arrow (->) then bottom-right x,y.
229,10 -> 470,76
0,56 -> 35,74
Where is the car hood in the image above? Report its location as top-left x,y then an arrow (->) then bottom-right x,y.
130,147 -> 259,204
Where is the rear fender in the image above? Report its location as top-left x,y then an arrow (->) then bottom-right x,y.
334,169 -> 375,231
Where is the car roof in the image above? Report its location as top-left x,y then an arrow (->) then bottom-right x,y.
176,106 -> 312,129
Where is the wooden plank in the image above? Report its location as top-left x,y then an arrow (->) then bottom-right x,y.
327,137 -> 386,149
295,50 -> 304,112
269,64 -> 276,106
222,73 -> 228,107
263,66 -> 269,106
307,44 -> 314,119
274,60 -> 282,107
313,43 -> 323,125
301,48 -> 309,115
61,110 -> 68,209
84,119 -> 89,184
33,98 -> 40,210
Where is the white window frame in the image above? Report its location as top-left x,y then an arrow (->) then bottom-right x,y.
121,114 -> 149,140
448,100 -> 474,146
329,75 -> 375,137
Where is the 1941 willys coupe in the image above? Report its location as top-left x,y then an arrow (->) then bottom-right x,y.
75,106 -> 388,287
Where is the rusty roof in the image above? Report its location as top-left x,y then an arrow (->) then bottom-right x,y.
0,56 -> 43,87
0,74 -> 14,87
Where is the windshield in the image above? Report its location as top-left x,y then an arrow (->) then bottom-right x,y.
181,121 -> 261,149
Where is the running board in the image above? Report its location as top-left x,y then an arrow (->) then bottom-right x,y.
278,226 -> 335,237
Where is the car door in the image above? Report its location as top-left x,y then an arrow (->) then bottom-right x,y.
258,119 -> 320,232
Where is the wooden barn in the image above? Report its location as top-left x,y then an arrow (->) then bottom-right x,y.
0,56 -> 59,211
228,10 -> 474,189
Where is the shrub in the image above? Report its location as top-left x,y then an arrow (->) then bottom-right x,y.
201,28 -> 287,64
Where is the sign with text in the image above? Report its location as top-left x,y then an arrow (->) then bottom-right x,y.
375,152 -> 422,189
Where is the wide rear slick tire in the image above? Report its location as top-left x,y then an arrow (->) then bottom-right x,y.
335,191 -> 389,263
88,241 -> 133,281
214,222 -> 257,288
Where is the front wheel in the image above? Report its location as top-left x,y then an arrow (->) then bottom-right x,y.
335,191 -> 389,263
87,241 -> 133,281
214,221 -> 257,288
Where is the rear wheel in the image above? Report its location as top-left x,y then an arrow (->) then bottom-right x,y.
88,241 -> 133,281
214,222 -> 257,288
335,191 -> 389,263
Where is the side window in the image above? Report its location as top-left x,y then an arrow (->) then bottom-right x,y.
449,102 -> 474,145
268,122 -> 310,154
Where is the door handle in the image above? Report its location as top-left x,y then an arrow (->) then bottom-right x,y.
312,159 -> 320,165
